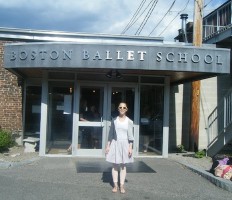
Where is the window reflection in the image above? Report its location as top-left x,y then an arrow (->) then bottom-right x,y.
139,85 -> 164,155
78,127 -> 102,149
77,87 -> 104,149
79,88 -> 103,122
24,86 -> 41,137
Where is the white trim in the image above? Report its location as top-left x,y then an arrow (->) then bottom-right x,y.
39,72 -> 48,156
133,85 -> 140,157
74,83 -> 107,157
72,80 -> 78,155
162,77 -> 170,158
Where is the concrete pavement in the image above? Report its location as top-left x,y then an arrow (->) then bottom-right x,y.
176,159 -> 232,193
0,157 -> 232,200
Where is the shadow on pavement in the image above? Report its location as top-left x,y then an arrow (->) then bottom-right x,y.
75,160 -> 156,173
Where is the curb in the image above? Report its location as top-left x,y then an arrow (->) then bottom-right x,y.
0,161 -> 11,169
0,157 -> 40,169
179,161 -> 232,193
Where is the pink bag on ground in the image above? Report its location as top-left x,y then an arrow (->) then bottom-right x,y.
214,165 -> 232,180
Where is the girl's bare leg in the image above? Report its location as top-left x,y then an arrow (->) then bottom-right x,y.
120,164 -> 126,193
112,164 -> 119,192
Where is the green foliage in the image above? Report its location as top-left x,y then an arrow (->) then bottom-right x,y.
194,149 -> 206,158
0,130 -> 14,152
176,144 -> 186,153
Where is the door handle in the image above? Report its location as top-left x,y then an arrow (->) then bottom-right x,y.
101,117 -> 104,127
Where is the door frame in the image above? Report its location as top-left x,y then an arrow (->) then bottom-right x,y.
47,82 -> 74,142
39,77 -> 169,157
72,81 -> 108,156
72,81 -> 139,157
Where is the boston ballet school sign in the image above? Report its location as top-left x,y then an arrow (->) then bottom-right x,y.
4,43 -> 230,73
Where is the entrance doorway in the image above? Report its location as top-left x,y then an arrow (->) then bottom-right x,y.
44,82 -> 138,156
75,84 -> 106,156
46,81 -> 74,154
139,85 -> 164,155
43,81 -> 164,156
74,84 -> 138,156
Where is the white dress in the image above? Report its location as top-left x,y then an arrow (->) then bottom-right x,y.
106,116 -> 134,164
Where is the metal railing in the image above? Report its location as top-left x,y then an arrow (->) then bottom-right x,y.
203,24 -> 232,41
207,88 -> 232,149
203,0 -> 231,41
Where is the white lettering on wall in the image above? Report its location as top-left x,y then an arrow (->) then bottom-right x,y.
178,53 -> 188,63
50,51 -> 59,60
116,51 -> 123,60
127,51 -> 134,61
138,51 -> 146,61
10,51 -> 16,60
19,51 -> 27,60
39,51 -> 47,60
63,50 -> 72,60
205,54 -> 213,64
31,51 -> 36,60
106,51 -> 112,60
166,52 -> 174,62
93,51 -> 102,60
191,54 -> 200,63
8,48 -> 225,70
156,52 -> 162,62
83,50 -> 90,60
216,55 -> 223,65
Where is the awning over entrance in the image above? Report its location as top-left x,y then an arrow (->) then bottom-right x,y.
2,28 -> 231,84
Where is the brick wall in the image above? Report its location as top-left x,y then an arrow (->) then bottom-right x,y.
0,41 -> 23,132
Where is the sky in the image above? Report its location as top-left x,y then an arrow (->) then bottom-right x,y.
0,0 -> 229,41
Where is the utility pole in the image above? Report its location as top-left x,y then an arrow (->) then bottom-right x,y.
189,0 -> 204,151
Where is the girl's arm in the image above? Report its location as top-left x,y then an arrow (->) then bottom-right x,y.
105,119 -> 115,154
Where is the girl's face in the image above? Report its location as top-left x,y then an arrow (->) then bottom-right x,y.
118,103 -> 128,116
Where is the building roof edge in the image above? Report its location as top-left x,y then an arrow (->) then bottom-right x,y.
0,27 -> 164,44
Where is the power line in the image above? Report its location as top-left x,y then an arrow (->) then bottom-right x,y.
122,0 -> 218,37
158,0 -> 190,36
204,0 -> 215,8
121,0 -> 156,35
148,0 -> 177,36
121,0 -> 147,34
135,0 -> 159,35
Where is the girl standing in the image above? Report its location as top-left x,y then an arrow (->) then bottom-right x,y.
105,102 -> 134,194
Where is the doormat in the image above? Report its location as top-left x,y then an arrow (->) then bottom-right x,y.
76,161 -> 156,173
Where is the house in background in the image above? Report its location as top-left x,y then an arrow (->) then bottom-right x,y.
203,0 -> 232,156
174,0 -> 232,157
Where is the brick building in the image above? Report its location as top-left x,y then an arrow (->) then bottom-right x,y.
0,41 -> 22,132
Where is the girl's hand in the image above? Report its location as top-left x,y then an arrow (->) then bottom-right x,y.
128,147 -> 133,157
105,146 -> 110,154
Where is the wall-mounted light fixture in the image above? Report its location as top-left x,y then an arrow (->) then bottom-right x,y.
105,70 -> 113,78
116,70 -> 122,79
105,70 -> 122,79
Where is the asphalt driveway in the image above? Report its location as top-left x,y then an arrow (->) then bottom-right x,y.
0,157 -> 231,200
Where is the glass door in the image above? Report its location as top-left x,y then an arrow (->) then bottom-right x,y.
74,83 -> 138,157
107,85 -> 139,156
139,85 -> 164,156
24,86 -> 42,138
109,86 -> 135,120
75,84 -> 107,156
46,81 -> 74,155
